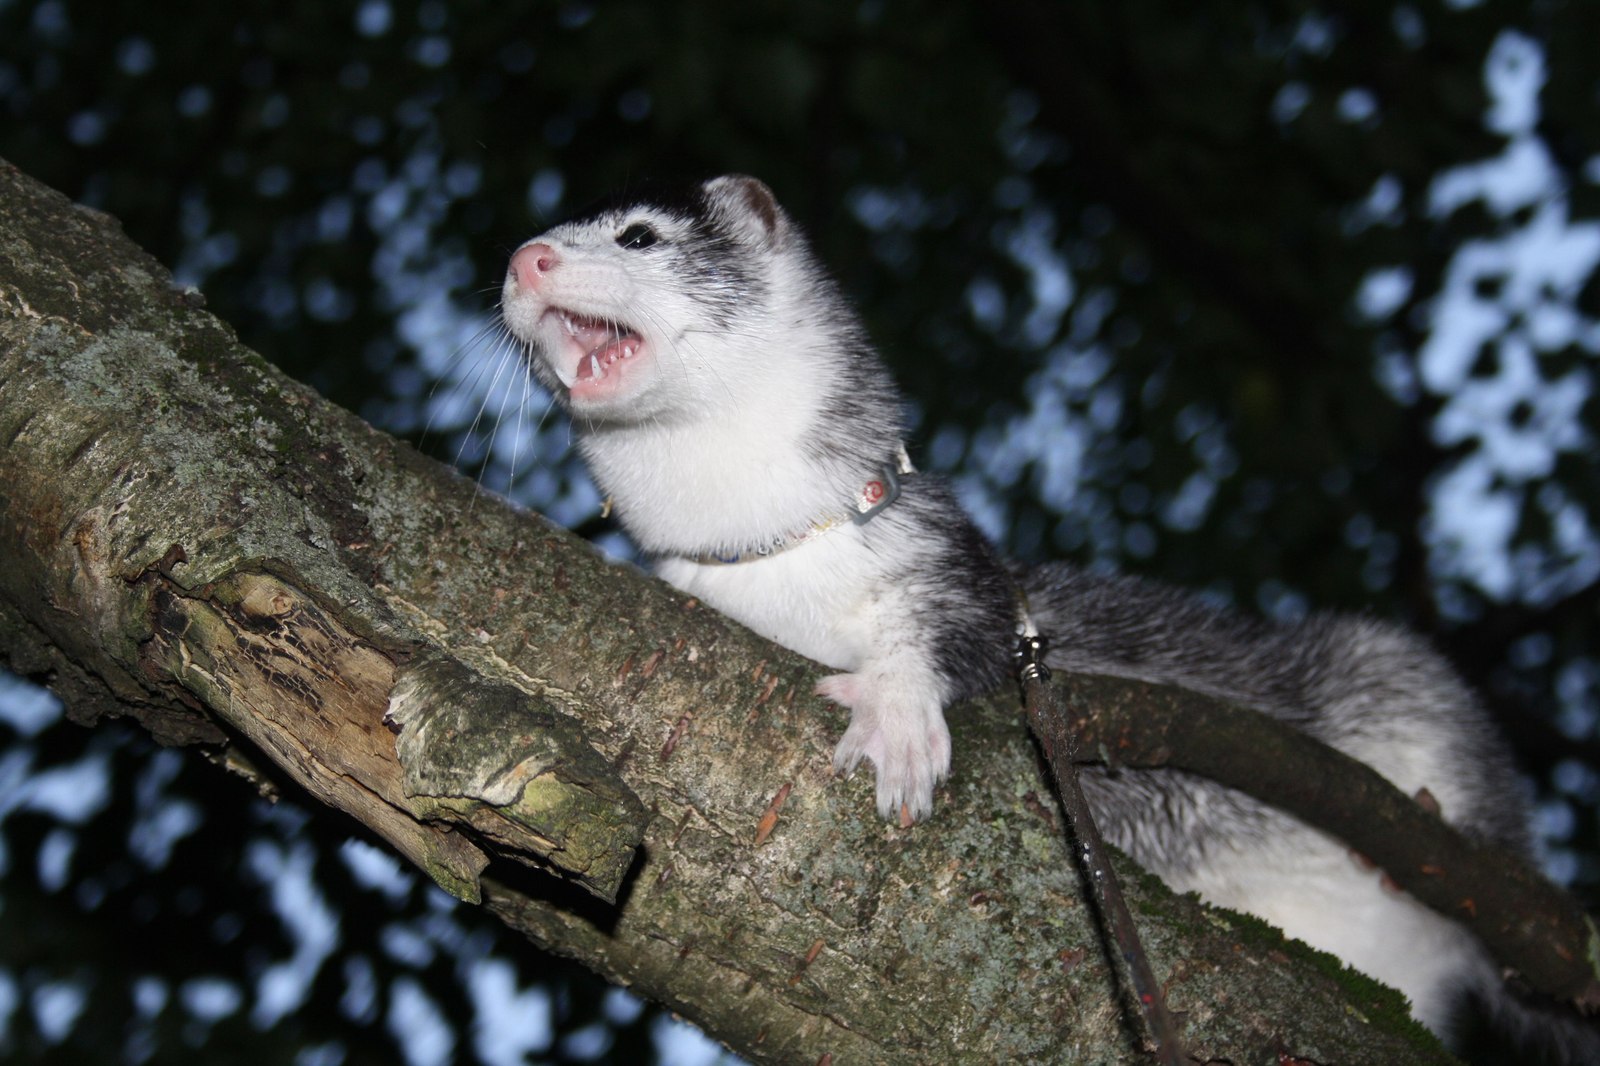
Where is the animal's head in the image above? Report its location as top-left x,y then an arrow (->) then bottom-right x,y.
501,174 -> 798,424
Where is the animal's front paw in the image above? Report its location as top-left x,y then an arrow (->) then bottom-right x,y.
817,672 -> 951,823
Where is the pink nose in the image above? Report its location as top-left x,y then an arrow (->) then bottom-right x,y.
509,242 -> 558,290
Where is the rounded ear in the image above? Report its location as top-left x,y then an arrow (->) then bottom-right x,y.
702,174 -> 789,247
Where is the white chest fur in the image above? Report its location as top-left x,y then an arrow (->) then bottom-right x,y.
655,528 -> 880,671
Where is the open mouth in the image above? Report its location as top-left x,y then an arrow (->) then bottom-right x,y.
555,309 -> 643,386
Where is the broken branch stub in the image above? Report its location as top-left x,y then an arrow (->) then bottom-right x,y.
149,569 -> 646,904
387,650 -> 649,903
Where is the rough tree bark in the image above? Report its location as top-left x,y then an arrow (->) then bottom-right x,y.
0,157 -> 1463,1064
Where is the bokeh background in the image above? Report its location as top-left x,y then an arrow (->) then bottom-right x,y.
3,1 -> 1599,1062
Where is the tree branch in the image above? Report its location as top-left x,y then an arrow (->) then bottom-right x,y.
1047,671 -> 1600,1012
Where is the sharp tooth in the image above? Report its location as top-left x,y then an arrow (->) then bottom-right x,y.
589,352 -> 601,379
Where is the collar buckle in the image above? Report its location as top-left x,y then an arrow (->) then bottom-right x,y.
690,444 -> 915,564
852,444 -> 915,525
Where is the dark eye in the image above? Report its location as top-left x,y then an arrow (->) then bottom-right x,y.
616,223 -> 658,250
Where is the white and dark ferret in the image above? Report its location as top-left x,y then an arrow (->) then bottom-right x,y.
499,173 -> 1595,1061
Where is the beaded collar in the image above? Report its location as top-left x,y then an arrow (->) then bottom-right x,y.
683,445 -> 915,565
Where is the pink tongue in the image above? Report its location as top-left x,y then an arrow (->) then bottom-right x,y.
575,337 -> 633,380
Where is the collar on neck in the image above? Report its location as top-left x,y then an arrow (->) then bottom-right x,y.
684,444 -> 916,565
